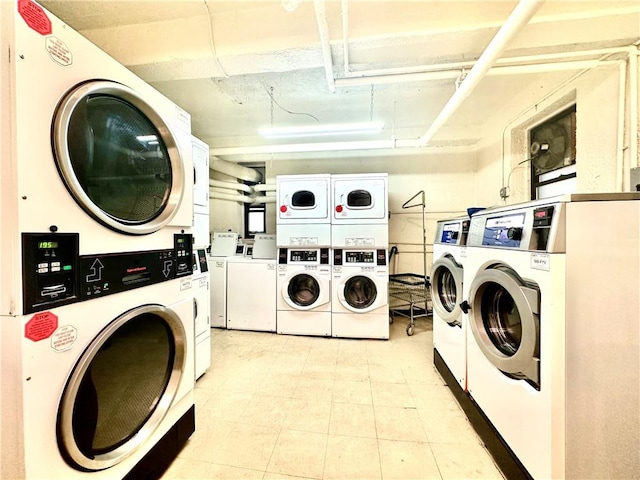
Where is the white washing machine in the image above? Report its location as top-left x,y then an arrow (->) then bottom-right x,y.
1,2 -> 193,317
1,244 -> 195,479
276,174 -> 331,246
192,136 -> 210,249
277,247 -> 332,337
331,173 -> 389,247
431,216 -> 469,390
331,248 -> 389,339
462,194 -> 640,480
226,257 -> 277,332
192,249 -> 211,380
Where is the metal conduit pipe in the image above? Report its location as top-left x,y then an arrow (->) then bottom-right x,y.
417,0 -> 544,147
313,0 -> 336,93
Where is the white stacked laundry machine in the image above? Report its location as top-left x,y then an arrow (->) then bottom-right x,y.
330,173 -> 389,339
460,194 -> 640,480
276,174 -> 333,336
1,3 -> 195,479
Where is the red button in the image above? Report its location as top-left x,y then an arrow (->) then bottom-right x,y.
280,205 -> 287,213
336,205 -> 343,213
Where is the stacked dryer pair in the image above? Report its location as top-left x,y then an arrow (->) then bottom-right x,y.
1,3 -> 195,479
276,174 -> 333,337
330,174 -> 390,340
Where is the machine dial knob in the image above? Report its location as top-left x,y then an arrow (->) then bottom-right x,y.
507,227 -> 523,240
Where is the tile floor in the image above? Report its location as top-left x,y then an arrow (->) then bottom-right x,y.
162,317 -> 505,480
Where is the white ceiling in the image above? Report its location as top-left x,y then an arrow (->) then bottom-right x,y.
39,0 -> 640,163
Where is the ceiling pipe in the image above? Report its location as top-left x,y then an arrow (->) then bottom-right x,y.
209,179 -> 254,194
417,0 -> 544,147
210,156 -> 262,182
313,0 -> 336,93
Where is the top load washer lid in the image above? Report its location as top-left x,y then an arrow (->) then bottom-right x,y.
276,174 -> 331,224
252,234 -> 277,259
210,232 -> 239,257
332,173 -> 388,224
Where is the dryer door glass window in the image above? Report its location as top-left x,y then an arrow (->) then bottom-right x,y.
58,305 -> 186,471
291,190 -> 316,209
436,268 -> 457,313
288,274 -> 320,307
53,81 -> 184,235
480,282 -> 522,356
347,190 -> 372,208
344,275 -> 377,309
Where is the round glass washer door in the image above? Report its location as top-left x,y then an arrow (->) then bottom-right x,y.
467,265 -> 540,386
52,80 -> 185,235
339,275 -> 379,313
283,272 -> 328,310
57,304 -> 187,471
430,255 -> 464,326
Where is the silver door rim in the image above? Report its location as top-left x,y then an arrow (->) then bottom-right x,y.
338,273 -> 381,313
468,267 -> 539,377
52,80 -> 184,235
282,271 -> 329,310
430,255 -> 463,324
57,304 -> 186,471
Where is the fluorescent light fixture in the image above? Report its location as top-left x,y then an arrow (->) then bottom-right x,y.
259,122 -> 384,139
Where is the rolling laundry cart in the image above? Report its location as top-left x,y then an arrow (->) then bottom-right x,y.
388,191 -> 432,335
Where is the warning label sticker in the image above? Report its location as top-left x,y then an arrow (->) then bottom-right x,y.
25,311 -> 58,342
45,36 -> 73,66
50,325 -> 77,352
18,0 -> 52,36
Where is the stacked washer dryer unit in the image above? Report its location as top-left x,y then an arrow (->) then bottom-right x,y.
431,216 -> 470,390
462,194 -> 640,480
1,3 -> 195,479
191,136 -> 211,379
276,174 -> 332,336
331,173 -> 389,339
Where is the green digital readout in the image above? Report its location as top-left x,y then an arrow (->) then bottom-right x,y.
38,241 -> 58,249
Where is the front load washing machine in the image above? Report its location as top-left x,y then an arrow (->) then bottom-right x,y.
1,243 -> 195,479
461,194 -> 640,480
431,216 -> 469,390
276,174 -> 331,247
277,247 -> 332,336
331,248 -> 389,339
1,1 -> 193,316
331,173 -> 388,247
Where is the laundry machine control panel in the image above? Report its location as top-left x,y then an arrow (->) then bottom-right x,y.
22,233 -> 80,314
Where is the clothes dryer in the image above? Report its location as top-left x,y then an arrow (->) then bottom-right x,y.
192,136 -> 210,249
331,248 -> 389,339
431,216 -> 469,390
331,173 -> 388,247
1,2 -> 193,317
277,247 -> 332,336
461,194 -> 640,480
0,257 -> 195,479
193,249 -> 211,379
276,174 -> 331,246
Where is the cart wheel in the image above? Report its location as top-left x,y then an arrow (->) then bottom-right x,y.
389,316 -> 394,324
406,325 -> 414,336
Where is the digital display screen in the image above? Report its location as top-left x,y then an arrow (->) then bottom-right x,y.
440,222 -> 460,244
482,213 -> 525,247
291,250 -> 317,262
38,241 -> 58,249
345,251 -> 374,263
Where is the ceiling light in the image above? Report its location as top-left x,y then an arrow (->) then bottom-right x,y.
259,122 -> 384,139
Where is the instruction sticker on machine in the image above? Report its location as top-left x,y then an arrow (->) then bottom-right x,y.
531,253 -> 550,271
50,325 -> 77,352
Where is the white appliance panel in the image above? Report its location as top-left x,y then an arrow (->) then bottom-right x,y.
276,174 -> 330,224
331,173 -> 388,224
226,258 -> 276,332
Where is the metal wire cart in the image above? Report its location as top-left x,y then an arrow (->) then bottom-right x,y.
388,191 -> 432,336
389,273 -> 431,336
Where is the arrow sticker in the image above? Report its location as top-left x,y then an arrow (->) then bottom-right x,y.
86,258 -> 104,283
163,260 -> 173,278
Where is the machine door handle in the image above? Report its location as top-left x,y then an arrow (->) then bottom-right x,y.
459,300 -> 471,314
